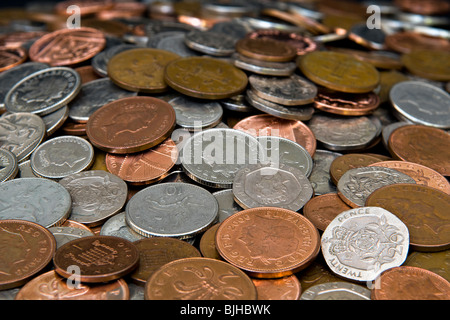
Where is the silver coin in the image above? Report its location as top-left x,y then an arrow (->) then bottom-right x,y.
100,212 -> 145,242
68,78 -> 137,123
144,20 -> 196,38
0,177 -> 72,228
220,94 -> 255,113
337,166 -> 416,207
246,89 -> 315,121
17,160 -> 37,178
233,163 -> 313,211
300,282 -> 371,300
210,20 -> 252,40
349,23 -> 386,50
5,67 -> 81,116
180,128 -> 264,188
125,182 -> 219,239
147,31 -> 200,57
41,105 -> 69,136
128,282 -> 145,300
91,44 -> 138,77
59,170 -> 128,227
381,121 -> 411,149
204,1 -> 256,15
212,189 -> 242,222
48,226 -> 94,249
321,206 -> 409,282
184,30 -> 237,57
0,287 -> 20,300
249,74 -> 318,106
232,52 -> 296,76
390,81 -> 450,129
0,149 -> 18,182
30,136 -> 94,179
0,112 -> 46,162
308,149 -> 342,195
257,135 -> 314,177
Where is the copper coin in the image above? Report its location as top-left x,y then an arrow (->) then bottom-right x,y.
29,27 -> 106,67
105,138 -> 178,185
62,219 -> 94,233
252,275 -> 302,300
233,114 -> 316,157
144,257 -> 257,300
366,184 -> 450,252
303,193 -> 351,232
329,153 -> 382,185
394,0 -> 450,16
14,270 -> 129,300
74,65 -> 102,84
385,31 -> 450,54
0,46 -> 27,72
368,161 -> 450,195
86,96 -> 176,154
199,223 -> 222,260
235,37 -> 297,62
314,87 -> 380,116
401,50 -> 450,82
404,250 -> 450,282
371,266 -> 450,300
0,31 -> 47,48
61,121 -> 87,136
55,0 -> 115,16
215,207 -> 320,278
0,220 -> 57,290
330,47 -> 403,70
81,18 -> 130,38
388,125 -> 450,177
130,237 -> 201,286
53,235 -> 139,283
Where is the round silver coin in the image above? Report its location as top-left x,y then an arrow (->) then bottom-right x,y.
220,94 -> 255,113
337,166 -> 416,208
184,29 -> 237,57
233,163 -> 314,211
321,206 -> 409,282
41,105 -> 69,136
0,177 -> 72,228
0,149 -> 18,182
0,112 -> 46,162
168,95 -> 224,131
59,170 -> 128,227
100,212 -> 145,242
210,20 -> 251,40
5,67 -> 81,116
30,135 -> 94,179
308,149 -> 342,195
212,189 -> 242,222
300,282 -> 372,300
248,74 -> 318,106
125,182 -> 219,239
48,226 -> 95,249
147,31 -> 200,57
91,44 -> 138,77
381,121 -> 411,149
232,53 -> 296,77
390,81 -> 450,129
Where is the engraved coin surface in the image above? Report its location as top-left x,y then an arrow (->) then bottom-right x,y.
308,150 -> 342,195
232,52 -> 297,76
329,153 -> 383,185
0,149 -> 18,182
213,189 -> 242,223
42,105 -> 70,136
48,226 -> 95,249
99,212 -> 144,242
321,206 -> 409,282
236,37 -> 297,62
91,44 -> 137,77
184,29 -> 237,56
300,281 -> 371,300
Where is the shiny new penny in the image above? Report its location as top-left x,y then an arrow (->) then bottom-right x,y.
107,48 -> 180,93
29,27 -> 106,66
303,193 -> 351,232
53,235 -> 139,283
0,220 -> 56,290
0,46 -> 27,72
144,257 -> 257,300
252,275 -> 302,300
330,153 -> 383,185
371,266 -> 450,300
164,56 -> 248,100
385,31 -> 450,54
233,114 -> 316,157
401,50 -> 450,82
106,138 -> 178,185
366,184 -> 450,252
216,207 -> 320,278
235,37 -> 297,62
297,51 -> 380,93
199,223 -> 222,260
86,96 -> 176,154
388,125 -> 450,177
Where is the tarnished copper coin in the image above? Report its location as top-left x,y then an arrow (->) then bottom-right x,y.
144,257 -> 257,300
394,0 -> 450,15
401,50 -> 450,82
233,114 -> 316,156
199,223 -> 222,260
0,46 -> 27,72
74,65 -> 101,84
55,0 -> 114,16
53,235 -> 139,283
164,56 -> 248,100
105,138 -> 178,185
216,207 -> 320,278
385,31 -> 450,54
252,275 -> 302,300
330,48 -> 403,70
0,220 -> 56,290
404,250 -> 450,282
329,153 -> 382,185
371,266 -> 450,300
366,184 -> 450,252
388,125 -> 450,177
108,48 -> 180,93
236,37 -> 297,62
86,96 -> 176,154
29,27 -> 106,66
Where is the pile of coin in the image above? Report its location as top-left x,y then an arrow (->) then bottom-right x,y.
0,0 -> 449,301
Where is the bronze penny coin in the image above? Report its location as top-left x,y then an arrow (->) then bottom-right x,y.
215,207 -> 321,278
108,48 -> 180,93
0,31 -> 47,48
0,220 -> 57,290
371,266 -> 450,300
366,184 -> 450,252
130,237 -> 201,286
252,275 -> 302,300
164,56 -> 248,100
105,138 -> 178,185
55,0 -> 115,16
81,18 -> 130,38
401,50 -> 450,82
329,153 -> 382,185
385,31 -> 450,54
53,235 -> 139,283
302,193 -> 351,232
62,219 -> 94,233
404,250 -> 450,282
29,27 -> 106,67
74,65 -> 102,84
61,121 -> 87,136
0,46 -> 27,72
86,96 -> 176,154
236,37 -> 297,62
368,161 -> 450,195
199,223 -> 222,260
15,270 -> 129,300
394,0 -> 450,15
388,125 -> 450,177
233,114 -> 316,157
297,51 -> 380,94
144,257 -> 257,300
330,47 -> 403,70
